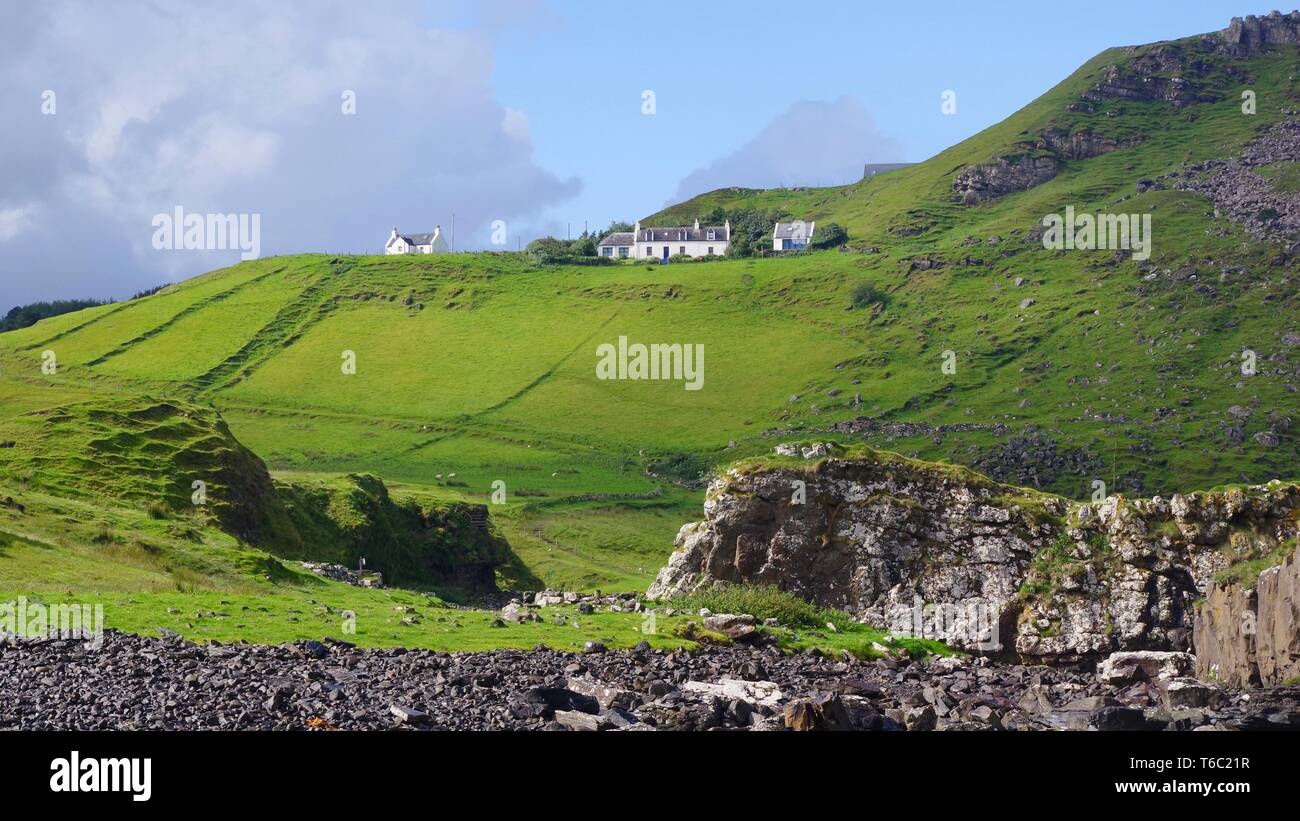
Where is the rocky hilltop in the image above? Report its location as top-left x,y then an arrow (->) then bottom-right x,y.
1223,10 -> 1300,53
648,445 -> 1300,665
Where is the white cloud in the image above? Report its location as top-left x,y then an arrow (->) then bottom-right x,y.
502,108 -> 530,143
674,95 -> 903,202
0,0 -> 580,307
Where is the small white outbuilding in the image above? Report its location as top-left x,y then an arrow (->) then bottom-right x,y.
773,221 -> 815,251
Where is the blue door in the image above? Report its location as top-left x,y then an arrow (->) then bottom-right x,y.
662,246 -> 669,263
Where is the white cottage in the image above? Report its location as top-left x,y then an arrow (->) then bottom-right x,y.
773,221 -> 815,251
601,219 -> 730,261
385,226 -> 449,255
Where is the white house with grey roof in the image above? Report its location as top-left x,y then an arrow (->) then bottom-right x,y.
773,221 -> 815,251
385,225 -> 449,254
600,219 -> 730,261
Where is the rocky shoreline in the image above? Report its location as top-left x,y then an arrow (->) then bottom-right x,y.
3,631 -> 1298,731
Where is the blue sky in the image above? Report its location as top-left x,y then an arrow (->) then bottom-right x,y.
0,1 -> 1266,306
491,0 -> 1257,233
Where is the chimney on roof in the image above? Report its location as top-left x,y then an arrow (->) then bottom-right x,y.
694,218 -> 700,230
433,225 -> 442,238
391,226 -> 398,237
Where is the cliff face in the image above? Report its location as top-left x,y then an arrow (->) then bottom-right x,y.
1194,543 -> 1300,686
648,447 -> 1062,652
1221,11 -> 1300,54
648,445 -> 1300,664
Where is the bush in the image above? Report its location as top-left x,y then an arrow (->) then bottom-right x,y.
850,281 -> 888,309
645,453 -> 710,487
812,222 -> 848,249
527,233 -> 608,264
674,584 -> 855,630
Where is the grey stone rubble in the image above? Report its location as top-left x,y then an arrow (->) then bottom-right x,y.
497,590 -> 644,623
1163,118 -> 1300,252
3,631 -> 1297,731
299,562 -> 383,588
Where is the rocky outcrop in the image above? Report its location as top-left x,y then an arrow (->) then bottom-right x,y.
1257,550 -> 1300,685
1165,119 -> 1300,250
1081,47 -> 1223,108
647,446 -> 1064,653
648,445 -> 1300,665
950,11 -> 1300,205
1195,541 -> 1300,687
952,129 -> 1140,204
1037,127 -> 1141,161
1221,11 -> 1300,55
953,154 -> 1060,204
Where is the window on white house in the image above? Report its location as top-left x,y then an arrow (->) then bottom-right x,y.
707,230 -> 715,240
708,247 -> 714,255
679,246 -> 685,255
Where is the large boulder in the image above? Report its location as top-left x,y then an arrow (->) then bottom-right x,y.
1195,541 -> 1300,687
1096,651 -> 1195,685
648,448 -> 1300,665
648,448 -> 1062,653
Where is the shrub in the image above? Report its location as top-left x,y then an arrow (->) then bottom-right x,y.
674,584 -> 855,630
850,281 -> 888,309
812,222 -> 848,249
645,453 -> 710,487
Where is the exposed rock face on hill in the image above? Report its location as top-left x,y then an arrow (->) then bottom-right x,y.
648,447 -> 1300,665
1081,42 -> 1226,108
1222,10 -> 1300,54
1165,118 -> 1300,249
1194,541 -> 1300,686
953,155 -> 1062,204
951,13 -> 1298,203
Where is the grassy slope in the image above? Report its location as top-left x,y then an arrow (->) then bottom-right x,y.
0,30 -> 1298,651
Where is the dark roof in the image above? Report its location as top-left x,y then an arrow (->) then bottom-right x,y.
402,232 -> 440,245
637,225 -> 728,243
598,232 -> 635,247
773,221 -> 816,240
